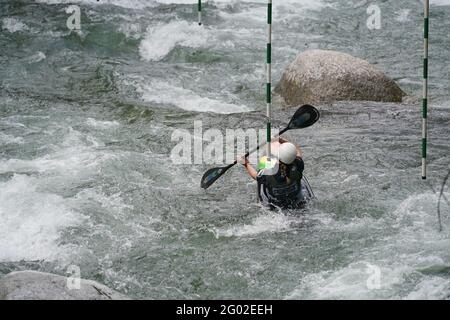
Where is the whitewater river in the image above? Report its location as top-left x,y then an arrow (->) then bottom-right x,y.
1,0 -> 450,299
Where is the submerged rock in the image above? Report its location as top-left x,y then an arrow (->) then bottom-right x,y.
275,49 -> 405,105
0,271 -> 129,300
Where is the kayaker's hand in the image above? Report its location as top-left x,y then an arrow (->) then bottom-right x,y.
237,156 -> 249,167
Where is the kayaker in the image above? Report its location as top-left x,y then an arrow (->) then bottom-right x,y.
238,138 -> 306,209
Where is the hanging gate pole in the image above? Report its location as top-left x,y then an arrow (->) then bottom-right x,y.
266,0 -> 272,159
198,0 -> 202,25
422,0 -> 429,179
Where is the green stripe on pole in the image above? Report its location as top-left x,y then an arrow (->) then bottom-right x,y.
268,3 -> 272,24
267,122 -> 271,144
422,138 -> 427,157
424,18 -> 429,37
266,83 -> 272,103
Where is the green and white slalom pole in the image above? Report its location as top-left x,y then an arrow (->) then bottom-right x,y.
198,0 -> 202,25
422,0 -> 429,179
266,0 -> 272,160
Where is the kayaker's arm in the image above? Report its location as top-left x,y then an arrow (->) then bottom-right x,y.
239,157 -> 258,180
296,144 -> 303,159
244,161 -> 258,180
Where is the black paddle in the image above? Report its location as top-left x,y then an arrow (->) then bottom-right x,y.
200,104 -> 320,189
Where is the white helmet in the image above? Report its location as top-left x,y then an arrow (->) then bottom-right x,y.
278,142 -> 297,164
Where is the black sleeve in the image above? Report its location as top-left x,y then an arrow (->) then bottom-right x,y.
294,158 -> 304,173
256,172 -> 265,184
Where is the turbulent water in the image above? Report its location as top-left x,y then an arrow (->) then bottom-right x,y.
1,0 -> 450,299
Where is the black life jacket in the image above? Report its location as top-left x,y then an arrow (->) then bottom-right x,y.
257,159 -> 304,209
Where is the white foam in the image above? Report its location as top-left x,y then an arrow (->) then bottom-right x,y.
0,125 -> 121,263
139,21 -> 208,62
433,103 -> 450,109
407,277 -> 450,299
212,212 -> 293,238
118,22 -> 144,39
78,188 -> 133,214
0,132 -> 24,145
137,80 -> 251,114
26,51 -> 47,64
287,191 -> 450,299
36,0 -> 325,8
1,17 -> 28,33
431,0 -> 450,6
36,0 -> 156,9
86,118 -> 120,129
0,175 -> 83,262
287,262 -> 412,300
215,0 -> 328,32
342,174 -> 359,183
396,9 -> 411,22
0,145 -> 112,175
0,127 -> 112,175
398,78 -> 422,85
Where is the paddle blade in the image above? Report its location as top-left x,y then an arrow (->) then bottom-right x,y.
201,165 -> 232,189
288,105 -> 320,130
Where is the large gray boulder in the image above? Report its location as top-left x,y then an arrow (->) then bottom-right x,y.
0,271 -> 130,300
275,49 -> 405,105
